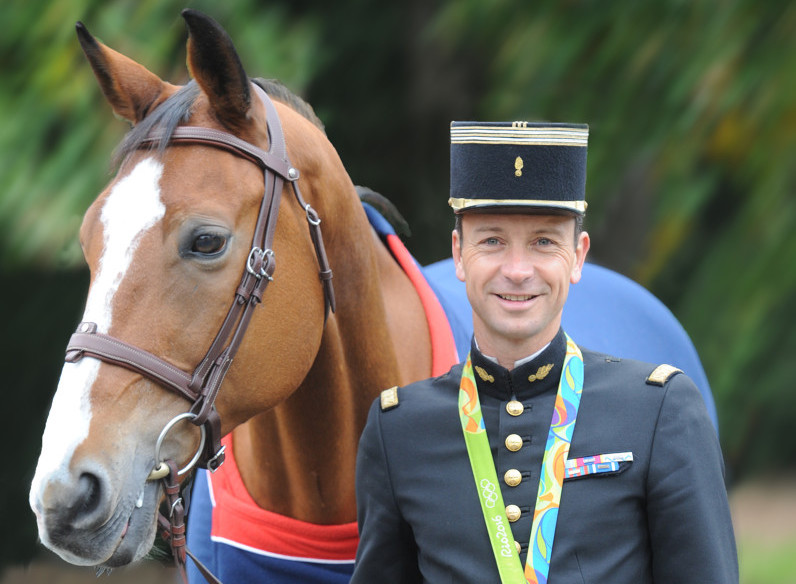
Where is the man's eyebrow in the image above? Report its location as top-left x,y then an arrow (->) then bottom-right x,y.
535,226 -> 569,237
470,223 -> 507,234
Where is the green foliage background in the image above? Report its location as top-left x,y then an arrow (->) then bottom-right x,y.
1,0 -> 794,571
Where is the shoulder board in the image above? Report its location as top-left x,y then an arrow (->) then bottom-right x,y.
646,364 -> 683,386
380,386 -> 400,411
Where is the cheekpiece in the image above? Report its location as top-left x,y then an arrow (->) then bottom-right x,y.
449,121 -> 588,214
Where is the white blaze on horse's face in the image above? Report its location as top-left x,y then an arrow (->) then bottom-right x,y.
86,157 -> 166,334
30,158 -> 165,550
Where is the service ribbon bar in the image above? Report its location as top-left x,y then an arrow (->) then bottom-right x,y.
564,461 -> 618,479
563,452 -> 633,479
565,452 -> 634,468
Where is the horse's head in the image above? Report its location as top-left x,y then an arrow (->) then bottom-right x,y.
29,10 -> 340,567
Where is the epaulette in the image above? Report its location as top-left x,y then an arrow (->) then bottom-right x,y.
646,364 -> 683,386
380,386 -> 399,411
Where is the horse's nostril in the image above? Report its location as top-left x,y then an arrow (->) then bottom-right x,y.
37,468 -> 111,537
76,472 -> 102,517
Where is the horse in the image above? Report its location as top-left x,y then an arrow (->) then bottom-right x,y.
28,9 -> 716,583
29,7 -> 436,576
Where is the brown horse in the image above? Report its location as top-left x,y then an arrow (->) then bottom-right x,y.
29,9 -> 438,573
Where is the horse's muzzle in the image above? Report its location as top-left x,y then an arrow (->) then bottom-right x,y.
30,459 -> 159,567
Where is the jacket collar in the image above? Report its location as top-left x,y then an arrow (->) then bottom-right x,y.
469,328 -> 567,401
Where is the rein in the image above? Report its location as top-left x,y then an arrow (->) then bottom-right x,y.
63,84 -> 335,582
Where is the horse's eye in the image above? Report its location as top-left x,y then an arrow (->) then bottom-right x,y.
192,233 -> 227,255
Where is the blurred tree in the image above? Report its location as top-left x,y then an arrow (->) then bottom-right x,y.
0,0 -> 322,269
273,0 -> 796,477
421,0 -> 796,478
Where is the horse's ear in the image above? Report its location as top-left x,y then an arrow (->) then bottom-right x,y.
76,22 -> 173,124
182,9 -> 251,130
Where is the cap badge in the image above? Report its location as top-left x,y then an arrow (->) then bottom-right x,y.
515,156 -> 523,177
475,365 -> 495,383
528,363 -> 554,383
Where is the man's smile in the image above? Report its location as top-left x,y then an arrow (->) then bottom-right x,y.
496,293 -> 540,302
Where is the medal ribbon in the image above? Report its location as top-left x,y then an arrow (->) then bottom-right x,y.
458,334 -> 584,583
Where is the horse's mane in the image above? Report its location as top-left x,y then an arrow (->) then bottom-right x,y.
113,78 -> 324,166
253,78 -> 324,133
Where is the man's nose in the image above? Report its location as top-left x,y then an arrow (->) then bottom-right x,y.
501,246 -> 534,281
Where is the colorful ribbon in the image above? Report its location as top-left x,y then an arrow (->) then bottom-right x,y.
458,334 -> 584,583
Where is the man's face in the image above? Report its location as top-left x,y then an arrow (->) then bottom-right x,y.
452,212 -> 590,360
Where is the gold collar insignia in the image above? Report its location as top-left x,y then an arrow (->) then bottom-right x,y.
528,363 -> 554,383
475,365 -> 495,383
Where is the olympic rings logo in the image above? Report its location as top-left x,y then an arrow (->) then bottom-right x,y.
480,478 -> 499,508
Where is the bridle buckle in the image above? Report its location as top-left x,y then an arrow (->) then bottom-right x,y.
246,247 -> 275,281
206,445 -> 226,473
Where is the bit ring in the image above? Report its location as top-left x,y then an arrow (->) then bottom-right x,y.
147,412 -> 206,480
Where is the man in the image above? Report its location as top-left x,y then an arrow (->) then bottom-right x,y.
351,122 -> 738,583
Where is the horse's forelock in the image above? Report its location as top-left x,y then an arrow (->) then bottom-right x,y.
112,79 -> 324,168
113,82 -> 200,167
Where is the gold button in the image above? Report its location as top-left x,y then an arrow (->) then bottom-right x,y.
504,469 -> 522,487
515,540 -> 522,554
506,400 -> 524,416
505,504 -> 521,522
505,434 -> 523,452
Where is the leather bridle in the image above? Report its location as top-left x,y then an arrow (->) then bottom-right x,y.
62,84 -> 335,581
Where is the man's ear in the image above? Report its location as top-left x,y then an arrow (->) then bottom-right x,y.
452,228 -> 465,283
570,231 -> 590,284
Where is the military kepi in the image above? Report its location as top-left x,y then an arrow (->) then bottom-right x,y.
449,121 -> 588,214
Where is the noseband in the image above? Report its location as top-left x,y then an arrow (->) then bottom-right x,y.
64,84 -> 335,477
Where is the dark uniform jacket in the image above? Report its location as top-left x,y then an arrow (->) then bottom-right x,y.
352,329 -> 738,583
